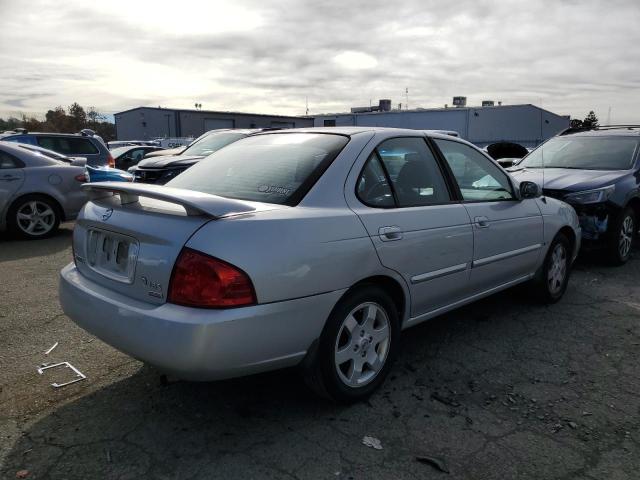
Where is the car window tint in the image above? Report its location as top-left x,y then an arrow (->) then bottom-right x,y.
36,136 -> 98,155
376,137 -> 451,207
357,152 -> 394,207
168,133 -> 349,205
3,135 -> 35,145
434,139 -> 514,201
0,151 -> 20,168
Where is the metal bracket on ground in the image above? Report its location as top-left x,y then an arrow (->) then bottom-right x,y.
37,362 -> 87,388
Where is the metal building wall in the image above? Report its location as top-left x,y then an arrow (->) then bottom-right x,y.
115,108 -> 314,140
115,108 -> 178,140
313,104 -> 569,147
466,105 -> 568,148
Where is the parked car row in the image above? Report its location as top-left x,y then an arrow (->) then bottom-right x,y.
6,124 -> 638,401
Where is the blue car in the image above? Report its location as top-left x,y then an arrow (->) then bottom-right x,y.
509,125 -> 640,265
85,165 -> 133,183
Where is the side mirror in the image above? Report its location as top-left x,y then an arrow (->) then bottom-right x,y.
520,181 -> 541,199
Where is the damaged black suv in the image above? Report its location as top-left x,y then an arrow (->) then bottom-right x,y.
509,126 -> 640,265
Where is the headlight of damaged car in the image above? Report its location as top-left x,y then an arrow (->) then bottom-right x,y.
564,185 -> 615,204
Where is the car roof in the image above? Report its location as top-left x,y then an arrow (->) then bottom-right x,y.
251,127 -> 480,148
562,126 -> 640,137
252,126 -> 469,137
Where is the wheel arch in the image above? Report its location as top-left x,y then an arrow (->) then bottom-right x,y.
557,225 -> 577,258
344,274 -> 409,325
626,196 -> 640,225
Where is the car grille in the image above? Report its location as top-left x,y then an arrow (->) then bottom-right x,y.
542,189 -> 567,200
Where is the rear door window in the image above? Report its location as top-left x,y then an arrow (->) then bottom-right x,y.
376,137 -> 452,207
168,133 -> 349,205
357,152 -> 395,207
36,136 -> 98,155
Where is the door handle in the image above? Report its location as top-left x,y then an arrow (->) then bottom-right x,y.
379,226 -> 403,241
474,216 -> 490,228
1,175 -> 20,182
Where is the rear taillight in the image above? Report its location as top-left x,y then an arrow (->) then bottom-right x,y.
168,248 -> 256,308
107,154 -> 115,168
74,173 -> 87,182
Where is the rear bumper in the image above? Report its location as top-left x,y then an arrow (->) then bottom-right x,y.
59,263 -> 344,380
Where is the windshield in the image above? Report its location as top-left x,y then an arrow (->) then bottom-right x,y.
110,147 -> 131,158
168,133 -> 349,205
519,136 -> 639,170
183,131 -> 247,156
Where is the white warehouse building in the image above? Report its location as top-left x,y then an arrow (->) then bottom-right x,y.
313,102 -> 570,149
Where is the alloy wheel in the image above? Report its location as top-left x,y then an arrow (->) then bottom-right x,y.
619,215 -> 634,259
16,200 -> 56,236
334,302 -> 390,388
547,243 -> 567,295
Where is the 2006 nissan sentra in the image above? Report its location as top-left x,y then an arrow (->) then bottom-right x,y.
59,128 -> 581,402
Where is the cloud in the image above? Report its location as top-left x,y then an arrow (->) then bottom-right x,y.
0,0 -> 639,123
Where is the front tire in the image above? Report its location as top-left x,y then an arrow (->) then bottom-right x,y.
7,195 -> 61,239
606,207 -> 635,266
531,233 -> 571,304
304,285 -> 400,403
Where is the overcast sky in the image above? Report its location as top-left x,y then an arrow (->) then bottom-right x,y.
1,0 -> 639,122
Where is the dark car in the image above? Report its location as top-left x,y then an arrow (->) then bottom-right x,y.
110,145 -> 164,170
508,126 -> 640,265
130,129 -> 261,184
0,129 -> 113,167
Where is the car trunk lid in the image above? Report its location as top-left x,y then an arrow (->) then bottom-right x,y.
73,182 -> 280,305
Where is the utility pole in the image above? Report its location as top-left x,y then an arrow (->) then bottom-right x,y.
405,87 -> 409,110
305,96 -> 309,116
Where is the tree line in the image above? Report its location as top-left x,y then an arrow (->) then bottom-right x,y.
0,103 -> 116,140
570,110 -> 599,129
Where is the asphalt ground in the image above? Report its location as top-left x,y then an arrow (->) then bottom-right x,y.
1,223 -> 639,479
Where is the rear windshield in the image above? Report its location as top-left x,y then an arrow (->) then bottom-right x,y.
168,133 -> 349,205
183,131 -> 247,157
519,136 -> 639,170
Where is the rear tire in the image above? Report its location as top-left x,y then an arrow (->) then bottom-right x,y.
531,233 -> 571,304
606,207 -> 635,266
7,194 -> 61,239
304,285 -> 400,403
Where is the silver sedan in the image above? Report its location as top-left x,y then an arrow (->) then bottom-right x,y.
59,128 -> 581,402
0,141 -> 87,238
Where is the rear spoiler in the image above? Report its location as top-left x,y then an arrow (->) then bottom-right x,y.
82,182 -> 262,217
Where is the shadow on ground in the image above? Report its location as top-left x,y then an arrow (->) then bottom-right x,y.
0,225 -> 73,263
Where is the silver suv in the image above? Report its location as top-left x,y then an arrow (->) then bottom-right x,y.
0,128 -> 113,167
